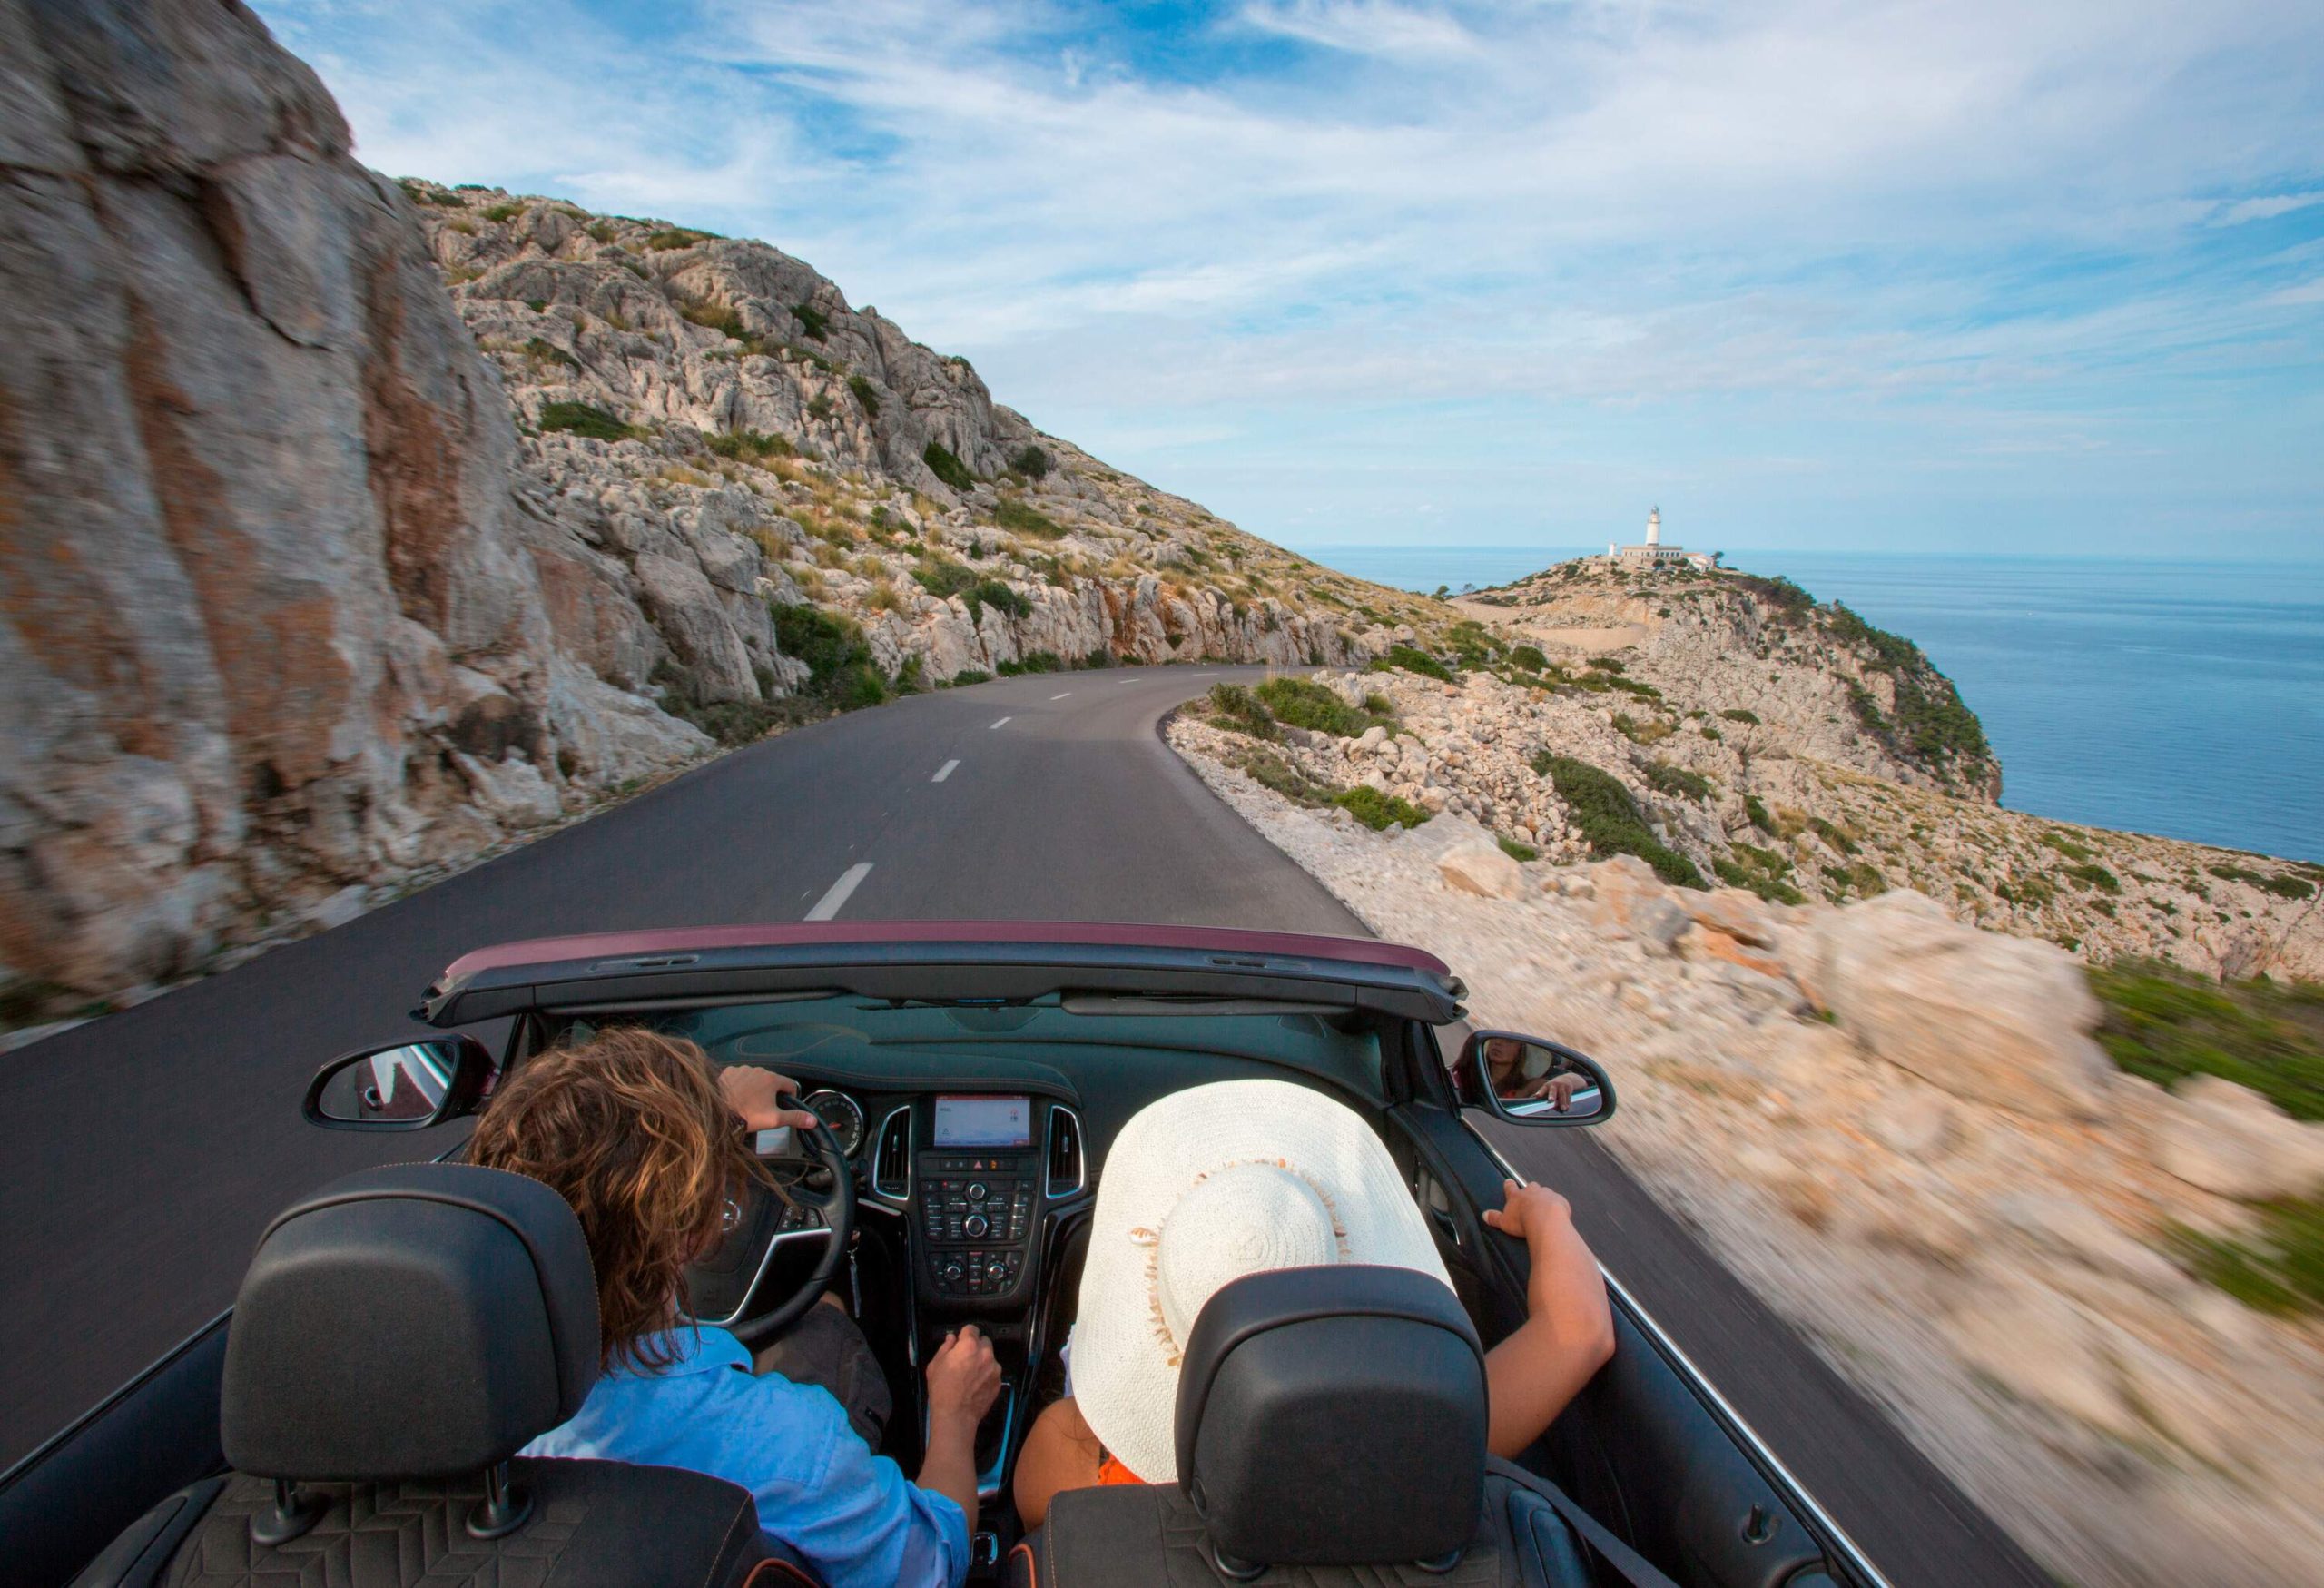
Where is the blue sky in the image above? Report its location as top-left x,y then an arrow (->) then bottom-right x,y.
261,0 -> 2324,557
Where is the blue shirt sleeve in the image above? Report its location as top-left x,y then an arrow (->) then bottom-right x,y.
770,1392 -> 970,1588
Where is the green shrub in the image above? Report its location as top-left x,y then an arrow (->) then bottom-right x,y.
793,301 -> 830,340
912,558 -> 979,601
680,299 -> 746,340
1719,707 -> 1760,725
1231,745 -> 1337,806
805,394 -> 835,422
1641,761 -> 1712,802
1010,445 -> 1051,480
1366,644 -> 1455,682
522,337 -> 577,370
968,579 -> 1032,621
586,222 -> 618,243
1742,794 -> 1773,832
1511,645 -> 1549,672
2063,862 -> 2121,893
771,604 -> 886,711
1253,677 -> 1387,738
1335,785 -> 1431,831
923,441 -> 976,491
705,429 -> 794,464
1807,815 -> 1857,855
1206,683 -> 1277,739
1537,755 -> 1706,889
950,668 -> 991,686
2209,863 -> 2315,899
848,374 -> 881,417
2089,960 -> 2324,1120
2173,1198 -> 2324,1315
647,227 -> 716,251
1081,647 -> 1113,669
994,497 -> 1065,540
1363,692 -> 1395,715
2040,830 -> 2095,862
538,400 -> 636,441
1497,836 -> 1540,863
1715,853 -> 1807,906
1720,841 -> 1803,904
397,180 -> 465,208
482,202 -> 524,222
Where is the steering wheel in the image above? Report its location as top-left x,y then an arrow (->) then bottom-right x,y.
682,1100 -> 856,1347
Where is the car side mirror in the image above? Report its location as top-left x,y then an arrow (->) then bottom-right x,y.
302,1034 -> 498,1129
1453,1031 -> 1615,1126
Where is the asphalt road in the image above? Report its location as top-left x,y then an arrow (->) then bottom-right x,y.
0,665 -> 2046,1585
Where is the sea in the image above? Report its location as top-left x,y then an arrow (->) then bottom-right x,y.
1291,546 -> 2324,865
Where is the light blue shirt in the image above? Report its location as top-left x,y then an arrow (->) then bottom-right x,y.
521,1326 -> 969,1588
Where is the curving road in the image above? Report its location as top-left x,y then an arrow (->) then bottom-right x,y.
0,666 -> 2045,1585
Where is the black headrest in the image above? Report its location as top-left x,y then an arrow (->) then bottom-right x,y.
221,1162 -> 600,1481
1175,1264 -> 1487,1568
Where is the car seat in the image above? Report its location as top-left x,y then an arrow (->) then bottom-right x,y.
1009,1264 -> 1598,1587
67,1162 -> 788,1588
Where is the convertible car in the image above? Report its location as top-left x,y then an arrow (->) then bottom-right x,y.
4,922 -> 1884,1588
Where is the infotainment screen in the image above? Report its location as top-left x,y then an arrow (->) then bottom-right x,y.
933,1094 -> 1033,1149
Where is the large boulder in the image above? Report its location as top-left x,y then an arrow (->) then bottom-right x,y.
2152,1076 -> 2324,1201
1812,891 -> 2117,1121
1439,840 -> 1522,900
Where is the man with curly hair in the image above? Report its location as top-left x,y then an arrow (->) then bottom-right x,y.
468,1026 -> 999,1588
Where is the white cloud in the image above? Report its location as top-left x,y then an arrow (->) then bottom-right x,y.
256,0 -> 2324,549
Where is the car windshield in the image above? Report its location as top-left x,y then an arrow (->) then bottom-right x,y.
553,992 -> 1389,1100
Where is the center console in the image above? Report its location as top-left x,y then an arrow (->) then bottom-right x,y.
915,1094 -> 1040,1307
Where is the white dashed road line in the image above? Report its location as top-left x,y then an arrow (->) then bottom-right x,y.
932,759 -> 959,783
990,716 -> 1012,729
1050,692 -> 1071,700
804,863 -> 873,922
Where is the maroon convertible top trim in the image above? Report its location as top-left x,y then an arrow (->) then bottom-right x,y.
440,921 -> 1450,981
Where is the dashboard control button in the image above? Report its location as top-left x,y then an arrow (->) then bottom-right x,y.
964,1214 -> 990,1238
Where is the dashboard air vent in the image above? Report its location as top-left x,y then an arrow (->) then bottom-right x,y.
1046,1105 -> 1086,1198
872,1107 -> 911,1199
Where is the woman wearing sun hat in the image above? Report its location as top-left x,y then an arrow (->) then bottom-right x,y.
1013,1078 -> 1615,1527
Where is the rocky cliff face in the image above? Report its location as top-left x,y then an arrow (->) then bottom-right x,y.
0,0 -> 708,1003
0,2 -> 1445,1013
402,182 -> 1430,697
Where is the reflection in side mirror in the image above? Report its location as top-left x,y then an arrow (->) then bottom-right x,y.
1455,1031 -> 1615,1127
303,1034 -> 497,1130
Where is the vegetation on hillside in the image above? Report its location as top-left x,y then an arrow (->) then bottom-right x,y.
1532,752 -> 1706,889
2089,959 -> 2324,1121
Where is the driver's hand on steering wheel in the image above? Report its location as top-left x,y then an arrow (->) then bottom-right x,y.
719,1066 -> 821,1133
927,1326 -> 1003,1426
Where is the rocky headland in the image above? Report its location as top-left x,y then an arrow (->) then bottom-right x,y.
1166,591 -> 2324,1587
0,0 -> 1444,1027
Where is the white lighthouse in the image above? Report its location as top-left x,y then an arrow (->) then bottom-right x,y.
1617,505 -> 1713,570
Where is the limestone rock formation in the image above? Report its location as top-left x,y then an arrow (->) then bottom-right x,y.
404,182 -> 1429,687
0,0 -> 707,1000
1812,890 -> 2119,1121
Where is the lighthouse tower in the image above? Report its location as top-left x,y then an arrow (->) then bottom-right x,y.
1645,507 -> 1661,547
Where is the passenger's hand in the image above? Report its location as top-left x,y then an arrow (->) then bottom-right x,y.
1483,1179 -> 1573,1242
719,1066 -> 818,1132
1545,1072 -> 1582,1113
926,1325 -> 1003,1427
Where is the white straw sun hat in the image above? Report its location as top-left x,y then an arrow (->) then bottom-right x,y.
1070,1078 -> 1452,1485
